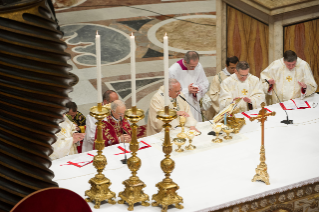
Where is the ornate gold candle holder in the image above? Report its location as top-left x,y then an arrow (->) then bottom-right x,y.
85,103 -> 116,209
222,126 -> 233,140
152,106 -> 183,212
118,106 -> 150,211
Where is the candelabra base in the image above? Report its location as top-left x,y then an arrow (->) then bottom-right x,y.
252,162 -> 270,185
152,179 -> 183,212
85,175 -> 116,209
118,176 -> 150,211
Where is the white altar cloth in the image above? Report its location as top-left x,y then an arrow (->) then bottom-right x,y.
51,94 -> 319,212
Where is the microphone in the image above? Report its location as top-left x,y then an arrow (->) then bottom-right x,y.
265,79 -> 293,124
178,95 -> 220,136
119,116 -> 128,164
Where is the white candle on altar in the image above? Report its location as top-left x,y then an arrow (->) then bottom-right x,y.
130,33 -> 136,107
96,31 -> 102,103
163,33 -> 169,106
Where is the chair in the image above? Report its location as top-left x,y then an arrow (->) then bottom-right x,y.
10,187 -> 92,212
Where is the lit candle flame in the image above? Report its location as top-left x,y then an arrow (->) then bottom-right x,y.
96,30 -> 99,35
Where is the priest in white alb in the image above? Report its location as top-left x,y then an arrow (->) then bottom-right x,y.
147,78 -> 198,136
169,51 -> 209,122
50,115 -> 85,160
219,61 -> 265,113
260,50 -> 317,105
207,56 -> 239,118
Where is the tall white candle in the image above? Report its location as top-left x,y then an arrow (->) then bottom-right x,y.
163,33 -> 169,106
130,33 -> 136,107
96,31 -> 102,103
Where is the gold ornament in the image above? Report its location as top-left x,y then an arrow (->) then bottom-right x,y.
249,102 -> 276,185
286,76 -> 292,82
185,130 -> 198,150
241,89 -> 248,95
222,126 -> 233,140
85,103 -> 116,209
118,106 -> 150,211
152,106 -> 183,212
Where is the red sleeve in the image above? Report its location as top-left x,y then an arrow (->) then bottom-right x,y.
268,84 -> 273,93
301,87 -> 306,94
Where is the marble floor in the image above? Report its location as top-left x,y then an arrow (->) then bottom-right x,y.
55,0 -> 217,125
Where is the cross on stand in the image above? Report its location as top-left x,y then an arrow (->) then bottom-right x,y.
249,102 -> 276,185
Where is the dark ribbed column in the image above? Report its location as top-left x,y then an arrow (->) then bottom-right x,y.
0,0 -> 73,211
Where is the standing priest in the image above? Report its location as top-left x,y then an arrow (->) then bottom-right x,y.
169,51 -> 209,121
219,61 -> 265,113
260,50 -> 317,105
147,78 -> 198,136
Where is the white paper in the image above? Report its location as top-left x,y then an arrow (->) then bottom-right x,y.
293,99 -> 308,108
283,100 -> 297,110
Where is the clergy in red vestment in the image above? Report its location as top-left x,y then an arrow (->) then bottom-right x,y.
94,100 -> 131,148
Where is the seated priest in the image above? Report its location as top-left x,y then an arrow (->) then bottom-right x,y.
147,78 -> 198,136
65,101 -> 86,133
94,100 -> 131,148
83,90 -> 119,152
206,56 -> 239,118
260,50 -> 317,105
50,115 -> 86,160
219,61 -> 265,113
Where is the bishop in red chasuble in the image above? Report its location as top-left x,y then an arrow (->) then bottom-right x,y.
94,100 -> 131,148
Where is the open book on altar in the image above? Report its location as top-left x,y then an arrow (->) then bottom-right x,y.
280,99 -> 311,110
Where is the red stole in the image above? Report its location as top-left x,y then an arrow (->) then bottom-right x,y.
94,115 -> 131,149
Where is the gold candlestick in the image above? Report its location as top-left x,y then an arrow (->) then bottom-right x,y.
249,102 -> 276,185
152,106 -> 183,212
85,103 -> 116,209
118,106 -> 150,211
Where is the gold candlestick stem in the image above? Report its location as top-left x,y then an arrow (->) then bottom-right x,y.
249,102 -> 276,185
85,103 -> 116,209
152,107 -> 183,212
118,108 -> 150,211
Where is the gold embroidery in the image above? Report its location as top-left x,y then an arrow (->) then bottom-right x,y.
61,128 -> 66,134
286,76 -> 292,82
242,89 -> 248,95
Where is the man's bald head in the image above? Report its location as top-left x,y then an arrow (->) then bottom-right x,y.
103,90 -> 119,104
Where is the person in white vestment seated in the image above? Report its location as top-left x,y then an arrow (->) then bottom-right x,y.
260,50 -> 317,105
147,78 -> 199,136
219,61 -> 265,113
50,115 -> 85,160
169,51 -> 209,122
82,90 -> 119,152
206,56 -> 239,118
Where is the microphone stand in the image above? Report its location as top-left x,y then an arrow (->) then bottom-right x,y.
119,116 -> 128,164
265,79 -> 293,124
178,95 -> 221,136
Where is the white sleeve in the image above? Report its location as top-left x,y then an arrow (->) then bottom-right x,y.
82,115 -> 97,152
196,64 -> 209,100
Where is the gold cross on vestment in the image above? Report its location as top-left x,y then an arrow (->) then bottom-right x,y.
242,89 -> 248,95
61,128 -> 66,134
286,76 -> 292,82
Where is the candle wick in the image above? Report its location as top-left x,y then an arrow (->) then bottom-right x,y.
96,30 -> 99,35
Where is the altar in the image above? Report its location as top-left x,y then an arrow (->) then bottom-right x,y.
50,94 -> 319,212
